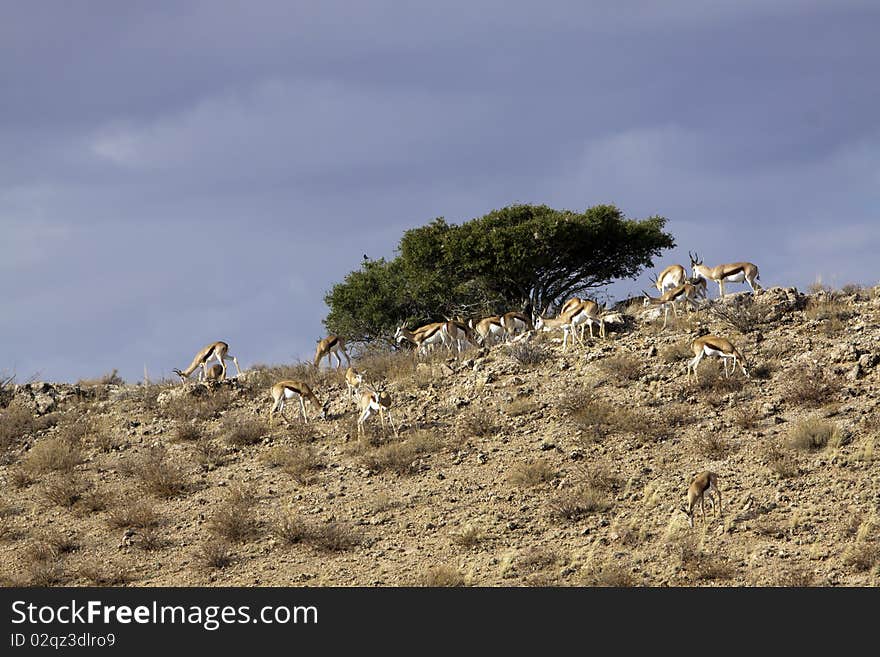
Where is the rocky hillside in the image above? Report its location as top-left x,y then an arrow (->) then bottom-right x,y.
1,285 -> 878,587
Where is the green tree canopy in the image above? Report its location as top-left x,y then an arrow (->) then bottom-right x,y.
324,203 -> 674,343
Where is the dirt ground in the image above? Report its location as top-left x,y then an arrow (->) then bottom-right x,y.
1,285 -> 878,586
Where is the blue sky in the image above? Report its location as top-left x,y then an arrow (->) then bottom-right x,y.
2,1 -> 878,382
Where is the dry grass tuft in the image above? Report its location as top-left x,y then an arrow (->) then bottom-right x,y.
693,433 -> 731,460
0,401 -> 42,457
208,485 -> 258,542
42,472 -> 89,508
260,445 -> 322,484
582,562 -> 637,587
597,353 -> 642,382
787,417 -> 848,451
198,540 -> 234,570
162,387 -> 234,422
762,441 -> 800,479
128,445 -> 189,498
22,437 -> 83,474
507,460 -> 556,487
507,342 -> 549,366
221,415 -> 265,448
107,499 -> 160,530
450,524 -> 485,547
417,565 -> 468,587
272,511 -> 362,552
784,363 -> 841,408
549,484 -> 611,521
354,430 -> 442,474
76,557 -> 132,586
174,423 -> 203,442
460,411 -> 496,438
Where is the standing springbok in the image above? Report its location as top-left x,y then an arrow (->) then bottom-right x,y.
314,335 -> 351,370
689,251 -> 761,298
269,380 -> 329,425
501,312 -> 533,341
395,323 -> 447,356
534,313 -> 578,351
681,471 -> 722,528
174,341 -> 242,383
356,385 -> 398,438
344,366 -> 365,400
686,334 -> 749,380
470,316 -> 506,346
442,320 -> 479,354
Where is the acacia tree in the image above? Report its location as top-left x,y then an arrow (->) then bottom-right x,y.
324,203 -> 674,342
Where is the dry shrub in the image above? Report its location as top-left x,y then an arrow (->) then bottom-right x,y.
21,560 -> 65,587
597,353 -> 642,382
784,363 -> 840,408
686,360 -> 746,397
517,547 -> 560,574
208,485 -> 257,542
451,524 -> 485,547
762,441 -> 800,479
693,433 -> 731,460
356,430 -> 441,474
9,467 -> 34,489
660,341 -> 693,363
709,297 -> 771,334
460,411 -> 496,438
198,540 -> 234,570
749,361 -> 775,380
29,530 -> 79,560
261,445 -> 321,485
0,401 -> 41,456
272,511 -> 362,552
733,405 -> 761,430
74,488 -> 108,516
77,369 -> 124,387
135,526 -> 168,551
507,460 -> 556,487
128,446 -> 189,498
582,562 -> 637,587
162,387 -> 233,422
76,557 -> 131,586
506,398 -> 538,417
221,415 -> 265,448
507,342 -> 549,366
842,542 -> 879,572
107,499 -> 160,530
417,565 -> 467,587
355,349 -> 418,384
174,423 -> 203,442
770,566 -> 815,587
194,438 -> 226,470
787,417 -> 847,451
42,473 -> 89,508
562,390 -> 617,442
549,484 -> 611,521
22,436 -> 82,474
671,532 -> 733,581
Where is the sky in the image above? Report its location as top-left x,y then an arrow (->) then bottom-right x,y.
2,1 -> 879,383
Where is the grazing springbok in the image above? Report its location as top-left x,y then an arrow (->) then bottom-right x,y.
174,341 -> 241,383
681,471 -> 722,528
686,334 -> 749,380
269,380 -> 329,425
314,335 -> 351,370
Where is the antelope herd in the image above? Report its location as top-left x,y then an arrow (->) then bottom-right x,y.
174,255 -> 761,528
